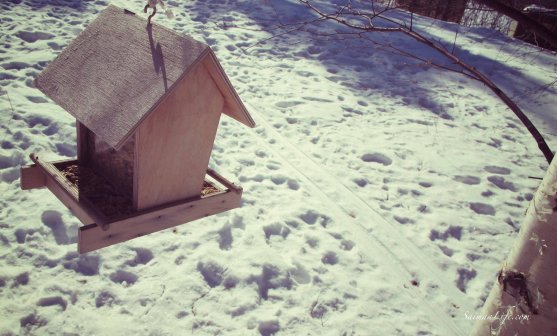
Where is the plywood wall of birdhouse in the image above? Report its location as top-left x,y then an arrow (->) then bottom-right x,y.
134,62 -> 224,210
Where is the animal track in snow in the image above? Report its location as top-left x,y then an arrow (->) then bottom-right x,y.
287,179 -> 300,190
47,42 -> 63,50
258,320 -> 280,336
41,210 -> 70,245
96,291 -> 117,308
55,142 -> 76,157
456,268 -> 477,293
302,96 -> 334,103
322,251 -> 338,265
484,166 -> 511,175
271,175 -> 287,185
453,175 -> 480,185
481,190 -> 495,197
125,248 -> 153,267
37,296 -> 67,311
109,270 -> 138,286
247,264 -> 293,301
289,262 -> 311,285
0,73 -> 17,80
394,215 -> 413,225
438,245 -> 454,257
218,225 -> 233,250
340,239 -> 355,251
361,153 -> 392,166
429,226 -> 462,241
263,223 -> 290,242
469,202 -> 496,216
354,178 -> 367,187
20,313 -> 47,331
299,210 -> 331,227
197,261 -> 225,288
62,252 -> 99,276
13,272 -> 29,287
487,176 -> 516,191
2,61 -> 31,70
275,101 -> 303,109
306,236 -> 319,248
16,31 -> 55,43
26,96 -> 48,103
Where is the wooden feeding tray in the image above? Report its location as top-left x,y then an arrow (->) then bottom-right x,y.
21,154 -> 242,253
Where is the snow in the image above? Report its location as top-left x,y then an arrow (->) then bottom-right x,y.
1,0 -> 556,335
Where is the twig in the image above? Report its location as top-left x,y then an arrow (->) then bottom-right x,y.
191,291 -> 209,317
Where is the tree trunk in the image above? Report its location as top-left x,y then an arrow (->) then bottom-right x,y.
396,0 -> 466,23
475,0 -> 557,49
470,157 -> 557,335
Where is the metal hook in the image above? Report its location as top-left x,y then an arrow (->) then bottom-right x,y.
144,4 -> 157,25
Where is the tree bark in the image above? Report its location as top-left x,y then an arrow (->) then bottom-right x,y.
475,0 -> 557,49
471,157 -> 557,335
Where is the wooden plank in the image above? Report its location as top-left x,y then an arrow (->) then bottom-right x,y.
78,188 -> 242,253
207,168 -> 242,194
20,164 -> 46,190
29,155 -> 106,226
35,5 -> 210,150
204,52 -> 256,128
135,62 -> 224,210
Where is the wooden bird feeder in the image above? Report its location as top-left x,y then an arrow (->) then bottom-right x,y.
20,5 -> 255,253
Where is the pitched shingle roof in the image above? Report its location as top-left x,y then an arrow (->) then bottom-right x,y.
36,5 -> 254,150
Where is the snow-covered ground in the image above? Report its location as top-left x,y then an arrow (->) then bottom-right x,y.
1,0 -> 556,335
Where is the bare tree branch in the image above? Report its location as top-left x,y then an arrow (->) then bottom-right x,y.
297,0 -> 554,163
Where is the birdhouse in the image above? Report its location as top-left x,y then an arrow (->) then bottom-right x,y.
19,5 -> 255,253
